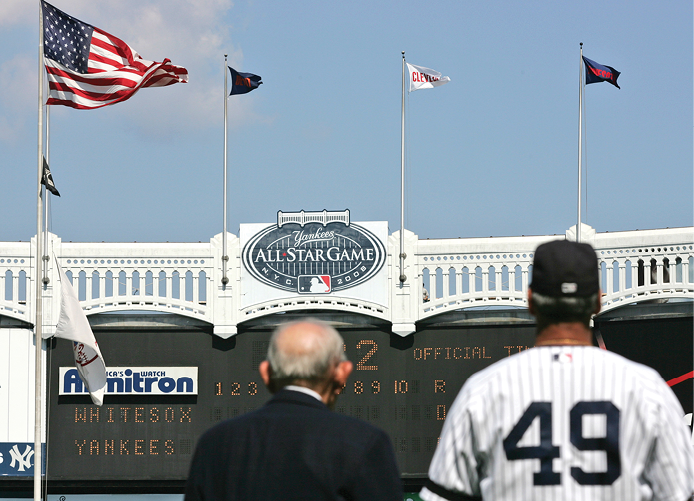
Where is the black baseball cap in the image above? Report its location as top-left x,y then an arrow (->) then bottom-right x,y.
530,240 -> 599,297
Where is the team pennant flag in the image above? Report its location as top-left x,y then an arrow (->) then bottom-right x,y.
41,1 -> 188,109
406,63 -> 451,92
228,67 -> 263,95
54,262 -> 107,406
583,56 -> 620,89
41,156 -> 60,197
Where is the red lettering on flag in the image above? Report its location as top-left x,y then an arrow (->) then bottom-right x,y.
412,71 -> 440,83
235,76 -> 252,87
589,66 -> 612,80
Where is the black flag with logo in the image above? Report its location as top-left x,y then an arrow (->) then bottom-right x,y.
583,56 -> 620,89
228,67 -> 262,95
41,156 -> 60,196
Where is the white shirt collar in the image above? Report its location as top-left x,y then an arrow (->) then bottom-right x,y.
284,385 -> 322,402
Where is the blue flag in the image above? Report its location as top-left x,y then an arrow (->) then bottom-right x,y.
583,56 -> 620,89
228,67 -> 262,95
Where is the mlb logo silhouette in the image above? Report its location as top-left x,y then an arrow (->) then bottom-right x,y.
298,275 -> 331,294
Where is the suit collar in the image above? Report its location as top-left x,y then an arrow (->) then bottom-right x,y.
284,385 -> 323,401
269,388 -> 329,410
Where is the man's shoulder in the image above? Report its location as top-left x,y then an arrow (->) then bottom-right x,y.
462,347 -> 532,384
480,344 -> 660,371
461,345 -> 667,395
329,407 -> 388,432
278,391 -> 392,443
199,389 -> 387,436
569,346 -> 666,381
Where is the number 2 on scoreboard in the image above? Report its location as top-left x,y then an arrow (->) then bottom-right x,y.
503,400 -> 621,486
356,340 -> 377,370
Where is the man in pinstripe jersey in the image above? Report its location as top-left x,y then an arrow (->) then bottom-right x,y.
421,240 -> 694,501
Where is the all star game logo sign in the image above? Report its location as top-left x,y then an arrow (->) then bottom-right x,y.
242,210 -> 386,294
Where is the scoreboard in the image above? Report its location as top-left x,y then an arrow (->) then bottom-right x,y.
47,323 -> 537,480
593,314 -> 693,416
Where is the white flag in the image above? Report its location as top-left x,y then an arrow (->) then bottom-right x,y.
55,263 -> 107,406
406,63 -> 451,92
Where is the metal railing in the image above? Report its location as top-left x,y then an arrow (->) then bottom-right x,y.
277,209 -> 350,227
1,225 -> 691,337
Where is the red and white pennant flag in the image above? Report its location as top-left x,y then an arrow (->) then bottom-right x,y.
406,63 -> 450,92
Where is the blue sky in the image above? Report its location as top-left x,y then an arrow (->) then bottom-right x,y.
0,0 -> 691,243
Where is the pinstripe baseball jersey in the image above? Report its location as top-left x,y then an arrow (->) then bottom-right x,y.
421,345 -> 694,501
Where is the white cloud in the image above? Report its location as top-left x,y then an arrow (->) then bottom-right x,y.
0,55 -> 35,144
0,116 -> 19,144
0,1 -> 269,140
0,0 -> 34,26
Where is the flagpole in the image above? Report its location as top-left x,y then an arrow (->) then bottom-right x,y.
399,51 -> 406,285
43,107 -> 50,286
34,5 -> 45,500
576,42 -> 583,243
222,55 -> 229,286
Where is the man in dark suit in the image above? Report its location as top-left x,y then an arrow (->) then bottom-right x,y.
184,318 -> 403,501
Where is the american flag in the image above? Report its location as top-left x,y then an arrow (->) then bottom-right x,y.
41,1 -> 188,110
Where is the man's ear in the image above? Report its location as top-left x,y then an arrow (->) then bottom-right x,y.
333,360 -> 353,388
527,288 -> 535,316
594,289 -> 602,315
259,360 -> 271,388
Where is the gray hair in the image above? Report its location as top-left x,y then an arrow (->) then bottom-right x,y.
267,318 -> 346,381
531,291 -> 600,330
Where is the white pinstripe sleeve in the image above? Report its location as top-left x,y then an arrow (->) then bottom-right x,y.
420,378 -> 484,501
643,376 -> 694,501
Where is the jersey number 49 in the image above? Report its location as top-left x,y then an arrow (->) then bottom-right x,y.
503,401 -> 621,486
